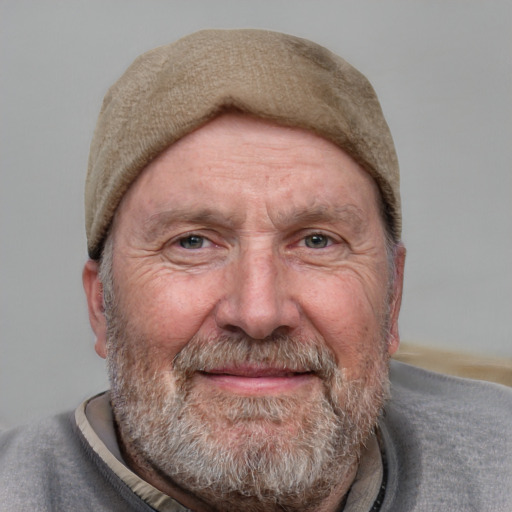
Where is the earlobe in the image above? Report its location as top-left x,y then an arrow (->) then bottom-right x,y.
83,260 -> 108,359
387,244 -> 406,356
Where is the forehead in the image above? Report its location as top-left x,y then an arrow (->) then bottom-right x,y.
114,113 -> 384,234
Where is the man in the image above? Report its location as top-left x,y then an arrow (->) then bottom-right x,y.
1,29 -> 511,512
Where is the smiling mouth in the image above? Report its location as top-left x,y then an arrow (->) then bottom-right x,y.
196,365 -> 316,394
203,365 -> 312,377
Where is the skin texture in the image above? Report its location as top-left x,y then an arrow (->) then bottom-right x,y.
83,113 -> 405,512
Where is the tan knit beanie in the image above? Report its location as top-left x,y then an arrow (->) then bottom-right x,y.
85,29 -> 400,259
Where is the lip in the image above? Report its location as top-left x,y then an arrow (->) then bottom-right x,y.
196,365 -> 316,395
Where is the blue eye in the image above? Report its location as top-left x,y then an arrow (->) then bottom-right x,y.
304,234 -> 330,248
179,235 -> 205,249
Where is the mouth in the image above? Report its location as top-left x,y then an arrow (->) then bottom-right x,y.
196,365 -> 316,395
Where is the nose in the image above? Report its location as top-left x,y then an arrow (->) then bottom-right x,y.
214,247 -> 300,339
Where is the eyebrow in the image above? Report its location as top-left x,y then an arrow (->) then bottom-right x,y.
142,208 -> 242,242
141,203 -> 366,242
273,204 -> 366,234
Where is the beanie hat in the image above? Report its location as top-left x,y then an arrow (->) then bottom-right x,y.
86,29 -> 400,259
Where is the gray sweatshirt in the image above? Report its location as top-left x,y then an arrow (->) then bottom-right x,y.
1,361 -> 511,511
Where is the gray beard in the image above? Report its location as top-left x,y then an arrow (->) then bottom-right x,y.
106,314 -> 390,512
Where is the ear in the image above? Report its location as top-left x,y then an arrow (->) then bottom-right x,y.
387,244 -> 406,356
83,259 -> 108,359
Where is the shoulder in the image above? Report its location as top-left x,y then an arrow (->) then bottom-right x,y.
388,359 -> 512,418
0,412 -> 151,512
0,414 -> 71,511
0,412 -> 77,466
0,413 -> 78,510
381,361 -> 512,511
386,360 -> 512,453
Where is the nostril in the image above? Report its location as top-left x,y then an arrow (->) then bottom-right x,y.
268,325 -> 293,339
223,324 -> 243,334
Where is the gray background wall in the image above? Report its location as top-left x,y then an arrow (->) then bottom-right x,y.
1,0 -> 511,429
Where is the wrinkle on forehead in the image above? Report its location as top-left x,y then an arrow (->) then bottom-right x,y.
114,113 -> 385,245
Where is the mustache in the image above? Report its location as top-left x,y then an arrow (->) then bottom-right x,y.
172,332 -> 339,382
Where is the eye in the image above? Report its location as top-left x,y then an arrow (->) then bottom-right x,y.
303,233 -> 332,249
179,235 -> 210,249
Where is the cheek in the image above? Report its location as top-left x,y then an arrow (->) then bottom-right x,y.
118,266 -> 224,352
296,273 -> 387,373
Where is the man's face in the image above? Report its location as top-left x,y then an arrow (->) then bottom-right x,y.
85,113 -> 404,511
